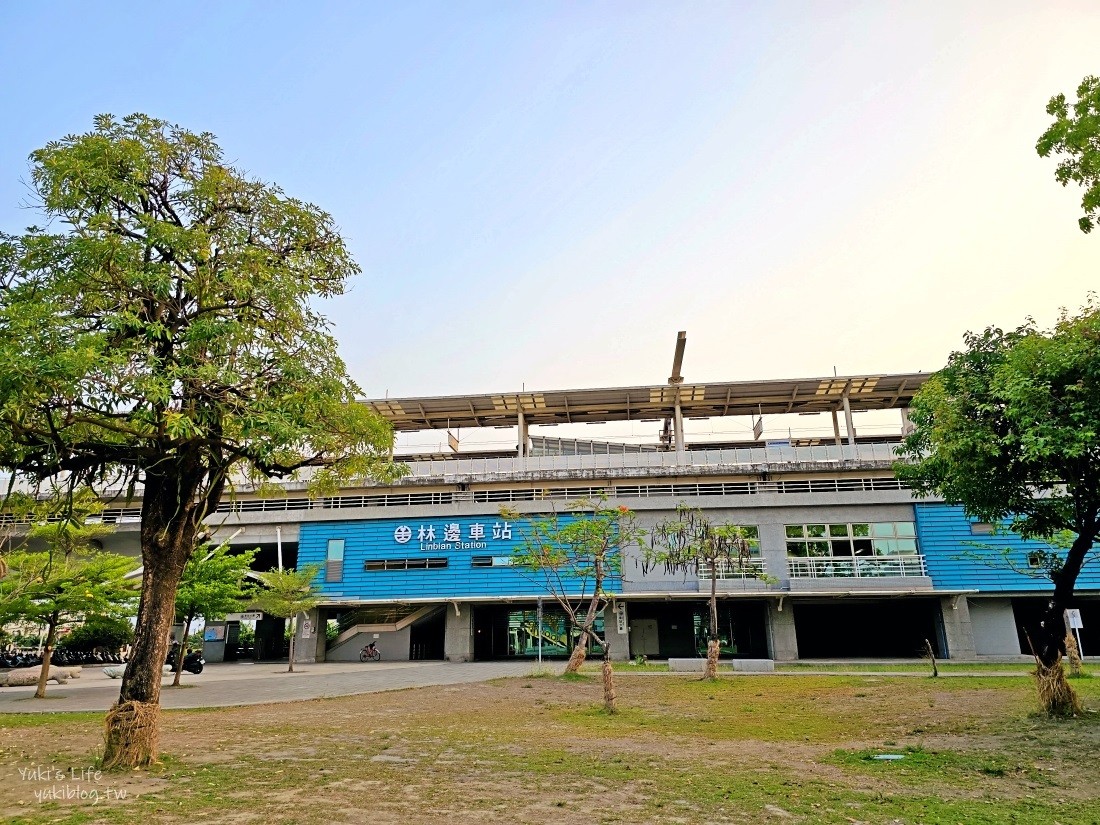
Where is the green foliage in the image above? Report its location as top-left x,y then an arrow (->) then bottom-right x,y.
507,496 -> 645,645
58,614 -> 134,651
897,300 -> 1100,545
0,111 -> 402,507
1037,75 -> 1100,233
175,542 -> 257,625
0,527 -> 138,629
252,565 -> 322,621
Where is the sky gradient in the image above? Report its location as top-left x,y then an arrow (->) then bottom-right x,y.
1,2 -> 1097,434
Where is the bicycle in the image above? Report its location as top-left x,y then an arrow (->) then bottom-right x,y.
359,642 -> 381,662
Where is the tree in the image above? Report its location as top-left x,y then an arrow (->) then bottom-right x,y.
252,565 -> 322,674
171,542 -> 256,685
1037,75 -> 1100,233
507,497 -> 645,714
645,505 -> 761,679
0,114 -> 400,767
0,524 -> 136,698
896,300 -> 1100,715
58,614 -> 135,652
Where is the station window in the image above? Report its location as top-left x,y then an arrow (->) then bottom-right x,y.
697,526 -> 763,579
326,539 -> 345,582
364,558 -> 449,572
471,556 -> 515,568
785,522 -> 918,557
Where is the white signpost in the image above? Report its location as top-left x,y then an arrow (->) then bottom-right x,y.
1064,608 -> 1084,656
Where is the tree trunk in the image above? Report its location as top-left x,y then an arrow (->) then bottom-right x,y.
704,561 -> 719,679
172,614 -> 193,687
102,468 -> 202,769
564,634 -> 587,674
704,638 -> 720,680
602,653 -> 617,714
287,616 -> 296,673
34,613 -> 58,699
1029,530 -> 1092,716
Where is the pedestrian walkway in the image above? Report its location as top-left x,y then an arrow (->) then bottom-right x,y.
0,660 -> 533,713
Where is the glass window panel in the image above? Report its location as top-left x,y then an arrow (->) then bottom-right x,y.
785,525 -> 805,538
829,524 -> 850,538
786,542 -> 808,557
326,539 -> 345,562
871,523 -> 895,537
852,524 -> 870,537
831,540 -> 853,556
896,539 -> 917,554
873,539 -> 899,556
807,525 -> 827,538
808,541 -> 829,556
853,539 -> 873,556
895,522 -> 916,537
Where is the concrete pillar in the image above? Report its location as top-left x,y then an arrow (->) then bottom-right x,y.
517,408 -> 529,457
901,407 -> 915,436
293,608 -> 326,664
842,392 -> 856,446
603,603 -> 630,661
939,596 -> 976,660
831,409 -> 842,447
673,396 -> 685,457
766,599 -> 798,661
444,601 -> 474,662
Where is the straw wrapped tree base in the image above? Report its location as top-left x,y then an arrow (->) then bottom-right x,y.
704,638 -> 720,680
1035,659 -> 1082,718
602,656 -> 617,714
101,700 -> 160,769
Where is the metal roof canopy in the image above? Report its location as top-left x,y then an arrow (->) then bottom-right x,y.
362,372 -> 929,432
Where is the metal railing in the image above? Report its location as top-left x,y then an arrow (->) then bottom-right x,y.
699,558 -> 767,579
401,442 -> 902,478
787,556 -> 927,579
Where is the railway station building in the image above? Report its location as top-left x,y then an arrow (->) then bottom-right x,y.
91,372 -> 1100,664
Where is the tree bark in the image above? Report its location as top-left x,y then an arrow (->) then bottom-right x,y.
102,467 -> 202,769
172,613 -> 193,687
704,561 -> 719,679
1034,531 -> 1094,668
287,615 -> 296,673
1029,530 -> 1093,716
34,613 -> 58,699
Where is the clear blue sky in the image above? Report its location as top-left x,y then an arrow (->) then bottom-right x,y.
1,2 -> 1098,405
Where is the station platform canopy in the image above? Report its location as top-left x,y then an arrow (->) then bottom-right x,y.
362,373 -> 929,433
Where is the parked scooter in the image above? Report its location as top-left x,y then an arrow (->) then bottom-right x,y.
166,645 -> 205,674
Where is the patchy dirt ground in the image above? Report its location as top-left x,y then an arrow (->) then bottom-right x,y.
2,673 -> 1099,824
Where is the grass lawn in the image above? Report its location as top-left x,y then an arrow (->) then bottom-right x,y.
1,672 -> 1098,824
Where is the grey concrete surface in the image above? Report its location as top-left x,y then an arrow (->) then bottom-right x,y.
0,660 -> 534,713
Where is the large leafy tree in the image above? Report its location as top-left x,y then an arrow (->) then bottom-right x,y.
0,114 -> 398,766
0,524 -> 137,698
896,301 -> 1100,715
1037,74 -> 1100,233
171,543 -> 257,685
645,505 -> 760,679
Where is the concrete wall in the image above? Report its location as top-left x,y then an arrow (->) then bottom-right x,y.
970,598 -> 1022,656
444,602 -> 474,662
327,627 -> 412,662
939,596 -> 976,659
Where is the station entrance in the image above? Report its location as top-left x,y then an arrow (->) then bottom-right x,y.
793,599 -> 944,658
472,604 -> 604,660
626,600 -> 769,660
